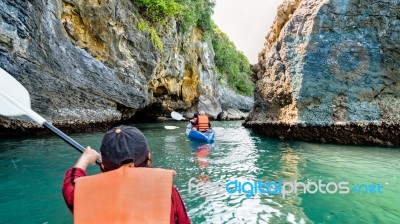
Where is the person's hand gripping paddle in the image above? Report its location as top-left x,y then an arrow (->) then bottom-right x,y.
0,67 -> 100,165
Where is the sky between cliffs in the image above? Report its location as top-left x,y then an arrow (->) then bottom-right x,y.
213,0 -> 284,64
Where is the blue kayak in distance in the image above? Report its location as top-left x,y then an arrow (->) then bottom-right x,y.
186,124 -> 215,142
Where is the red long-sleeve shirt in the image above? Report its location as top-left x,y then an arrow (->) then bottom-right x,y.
62,168 -> 191,224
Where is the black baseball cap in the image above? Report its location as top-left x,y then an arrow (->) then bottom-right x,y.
100,125 -> 150,170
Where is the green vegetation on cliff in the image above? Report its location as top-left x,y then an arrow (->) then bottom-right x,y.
136,0 -> 182,24
134,0 -> 214,34
176,0 -> 214,36
212,26 -> 254,96
133,0 -> 254,96
137,21 -> 164,52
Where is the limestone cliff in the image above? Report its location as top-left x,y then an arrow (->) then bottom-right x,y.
0,0 -> 252,134
245,0 -> 400,145
217,86 -> 254,120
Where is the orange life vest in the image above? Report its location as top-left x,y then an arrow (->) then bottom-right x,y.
198,115 -> 210,132
74,166 -> 174,224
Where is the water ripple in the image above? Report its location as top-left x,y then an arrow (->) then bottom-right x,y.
0,121 -> 399,223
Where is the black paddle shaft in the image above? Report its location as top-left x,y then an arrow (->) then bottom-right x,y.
43,122 -> 101,166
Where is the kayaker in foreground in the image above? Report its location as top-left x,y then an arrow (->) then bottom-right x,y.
62,125 -> 191,224
191,111 -> 211,132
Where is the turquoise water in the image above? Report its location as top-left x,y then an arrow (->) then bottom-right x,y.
0,121 -> 399,223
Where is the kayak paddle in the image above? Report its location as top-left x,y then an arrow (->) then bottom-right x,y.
164,126 -> 179,130
171,111 -> 186,121
0,67 -> 101,165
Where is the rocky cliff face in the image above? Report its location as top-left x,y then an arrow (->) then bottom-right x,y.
217,87 -> 254,120
0,0 -> 252,134
245,0 -> 400,145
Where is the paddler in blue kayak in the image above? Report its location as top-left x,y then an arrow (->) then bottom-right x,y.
190,112 -> 199,130
62,125 -> 191,223
190,111 -> 211,132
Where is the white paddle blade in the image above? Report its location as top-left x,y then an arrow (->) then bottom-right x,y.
164,126 -> 179,130
0,67 -> 46,124
0,67 -> 31,116
171,111 -> 185,120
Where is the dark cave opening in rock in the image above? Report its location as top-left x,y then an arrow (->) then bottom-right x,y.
153,86 -> 168,97
170,94 -> 181,101
128,103 -> 169,122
